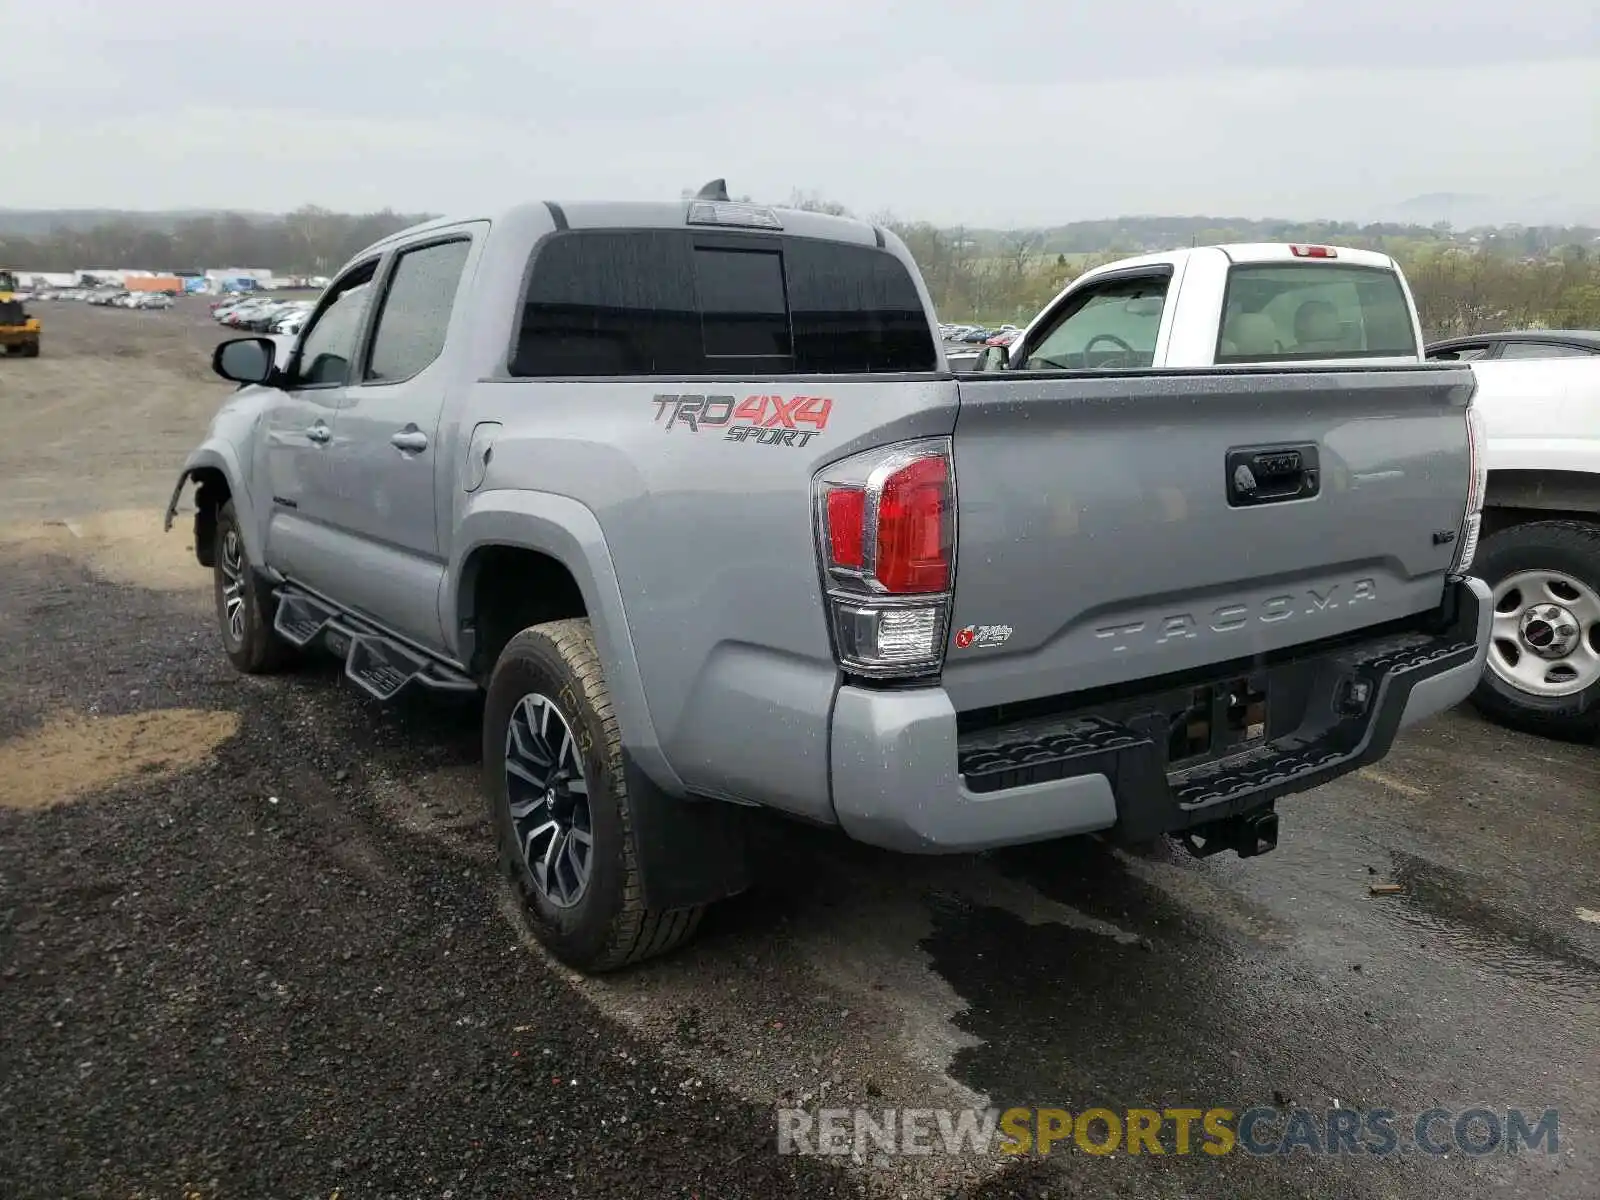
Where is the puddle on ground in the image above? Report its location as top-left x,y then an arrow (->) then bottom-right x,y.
0,509 -> 207,594
924,843 -> 1257,1109
0,708 -> 240,810
1387,849 -> 1598,1001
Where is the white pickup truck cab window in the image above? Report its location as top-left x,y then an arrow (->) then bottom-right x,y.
1000,244 -> 1425,371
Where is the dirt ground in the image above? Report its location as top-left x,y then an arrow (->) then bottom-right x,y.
1,301 -> 1597,1200
0,296 -> 237,520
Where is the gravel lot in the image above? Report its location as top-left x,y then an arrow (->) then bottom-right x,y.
1,299 -> 1597,1199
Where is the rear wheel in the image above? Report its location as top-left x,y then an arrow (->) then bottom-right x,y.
213,500 -> 292,674
484,619 -> 704,972
1471,519 -> 1600,741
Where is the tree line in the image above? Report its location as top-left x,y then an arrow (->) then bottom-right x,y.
3,199 -> 1597,337
0,206 -> 431,277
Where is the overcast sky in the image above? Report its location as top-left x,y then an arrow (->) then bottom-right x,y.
5,0 -> 1598,226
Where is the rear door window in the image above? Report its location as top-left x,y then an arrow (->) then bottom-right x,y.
511,230 -> 936,376
1217,264 -> 1417,363
363,238 -> 472,383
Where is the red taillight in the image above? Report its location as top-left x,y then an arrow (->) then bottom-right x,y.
813,439 -> 954,677
825,486 -> 866,569
1289,244 -> 1337,258
876,456 -> 950,593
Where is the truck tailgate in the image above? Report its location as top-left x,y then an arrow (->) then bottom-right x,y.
945,366 -> 1476,711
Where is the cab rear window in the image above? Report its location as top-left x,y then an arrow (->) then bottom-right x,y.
1215,263 -> 1417,364
511,230 -> 937,377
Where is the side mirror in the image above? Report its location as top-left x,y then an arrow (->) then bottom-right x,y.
212,336 -> 278,386
975,344 -> 1010,372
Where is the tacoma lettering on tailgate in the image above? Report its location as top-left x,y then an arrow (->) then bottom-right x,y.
1094,579 -> 1378,653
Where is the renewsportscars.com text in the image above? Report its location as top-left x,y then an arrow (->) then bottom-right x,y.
776,1105 -> 1560,1159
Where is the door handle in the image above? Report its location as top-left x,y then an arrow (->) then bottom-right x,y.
391,428 -> 429,453
1225,443 -> 1321,507
306,422 -> 331,444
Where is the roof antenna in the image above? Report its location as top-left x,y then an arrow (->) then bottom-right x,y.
695,178 -> 730,201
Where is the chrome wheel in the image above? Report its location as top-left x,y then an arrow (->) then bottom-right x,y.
1489,569 -> 1600,698
505,692 -> 592,909
220,528 -> 247,646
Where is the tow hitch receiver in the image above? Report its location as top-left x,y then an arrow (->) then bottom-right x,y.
1179,807 -> 1280,859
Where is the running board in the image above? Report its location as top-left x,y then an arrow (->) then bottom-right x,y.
273,590 -> 338,647
272,586 -> 477,702
339,629 -> 477,701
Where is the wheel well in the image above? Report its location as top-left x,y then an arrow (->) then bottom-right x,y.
1482,470 -> 1600,541
464,546 -> 587,680
188,467 -> 231,568
1483,508 -> 1600,540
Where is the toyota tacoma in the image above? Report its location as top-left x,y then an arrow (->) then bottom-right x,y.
167,187 -> 1493,972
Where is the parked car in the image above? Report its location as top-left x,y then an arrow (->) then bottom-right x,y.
169,198 -> 1488,974
1427,330 -> 1600,363
211,300 -> 254,323
269,306 -> 310,336
219,299 -> 279,327
1424,330 -> 1600,738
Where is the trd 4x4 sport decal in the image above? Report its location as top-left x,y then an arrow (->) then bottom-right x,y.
652,394 -> 833,448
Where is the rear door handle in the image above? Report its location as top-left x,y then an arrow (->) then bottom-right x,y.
391,428 -> 429,453
306,422 -> 331,444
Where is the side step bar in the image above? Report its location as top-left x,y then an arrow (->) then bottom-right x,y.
272,585 -> 477,702
274,590 -> 338,647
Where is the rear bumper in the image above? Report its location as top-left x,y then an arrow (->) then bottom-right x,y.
830,576 -> 1490,853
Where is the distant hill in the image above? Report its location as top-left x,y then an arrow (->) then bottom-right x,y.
0,209 -> 279,237
954,216 -> 1453,258
1374,193 -> 1600,229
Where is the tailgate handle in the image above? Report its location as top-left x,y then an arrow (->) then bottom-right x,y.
1226,444 -> 1320,507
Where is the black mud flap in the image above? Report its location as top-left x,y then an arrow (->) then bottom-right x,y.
623,754 -> 750,911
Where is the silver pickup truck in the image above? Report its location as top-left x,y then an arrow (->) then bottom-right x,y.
168,187 -> 1492,972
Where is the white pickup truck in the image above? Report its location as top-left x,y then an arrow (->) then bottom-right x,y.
1425,331 -> 1600,740
952,242 -> 1426,371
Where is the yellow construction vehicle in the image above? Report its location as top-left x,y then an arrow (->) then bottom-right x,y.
0,269 -> 42,357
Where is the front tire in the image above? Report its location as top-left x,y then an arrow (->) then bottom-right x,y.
213,500 -> 291,674
1471,519 -> 1600,741
484,619 -> 704,973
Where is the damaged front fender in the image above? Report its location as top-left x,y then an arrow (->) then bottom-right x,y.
163,443 -> 258,568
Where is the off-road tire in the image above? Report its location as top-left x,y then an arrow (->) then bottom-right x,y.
213,500 -> 292,674
1470,519 -> 1600,741
484,619 -> 704,972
